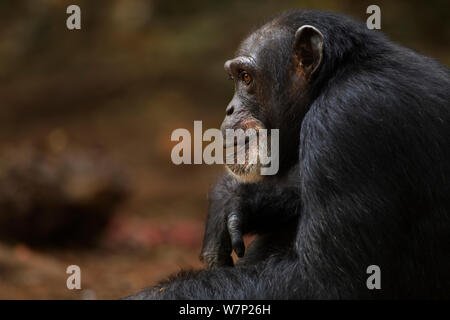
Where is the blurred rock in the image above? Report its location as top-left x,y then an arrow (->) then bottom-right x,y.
0,146 -> 128,247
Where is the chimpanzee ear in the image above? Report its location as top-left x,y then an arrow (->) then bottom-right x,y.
293,25 -> 324,77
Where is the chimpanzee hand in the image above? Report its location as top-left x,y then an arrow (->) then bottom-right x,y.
200,175 -> 246,269
200,212 -> 245,269
200,169 -> 301,270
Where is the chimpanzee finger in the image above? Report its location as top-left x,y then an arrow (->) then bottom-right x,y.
227,212 -> 245,257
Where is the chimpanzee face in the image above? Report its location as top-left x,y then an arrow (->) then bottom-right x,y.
221,23 -> 324,181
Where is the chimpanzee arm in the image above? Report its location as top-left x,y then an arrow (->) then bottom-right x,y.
124,254 -> 308,300
239,177 -> 301,234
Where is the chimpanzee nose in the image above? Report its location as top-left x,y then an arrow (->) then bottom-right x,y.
226,105 -> 234,116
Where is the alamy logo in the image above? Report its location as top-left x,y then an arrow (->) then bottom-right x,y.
171,121 -> 279,176
66,265 -> 81,290
366,5 -> 381,30
66,5 -> 81,30
366,265 -> 381,290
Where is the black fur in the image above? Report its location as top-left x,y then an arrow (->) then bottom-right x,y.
125,9 -> 450,299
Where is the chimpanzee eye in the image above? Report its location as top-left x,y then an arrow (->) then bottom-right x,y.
240,71 -> 252,85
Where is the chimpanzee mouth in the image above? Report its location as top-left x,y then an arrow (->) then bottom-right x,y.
223,136 -> 250,149
222,128 -> 276,182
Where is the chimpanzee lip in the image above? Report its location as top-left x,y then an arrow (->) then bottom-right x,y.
223,136 -> 250,149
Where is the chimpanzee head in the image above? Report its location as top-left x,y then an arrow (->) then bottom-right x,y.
221,19 -> 324,181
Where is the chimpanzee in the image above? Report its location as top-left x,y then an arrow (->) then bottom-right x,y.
126,9 -> 450,299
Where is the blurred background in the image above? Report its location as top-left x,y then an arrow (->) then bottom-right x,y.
0,0 -> 448,299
